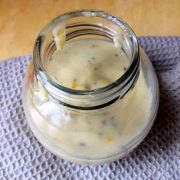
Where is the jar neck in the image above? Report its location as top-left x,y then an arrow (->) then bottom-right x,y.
33,10 -> 140,110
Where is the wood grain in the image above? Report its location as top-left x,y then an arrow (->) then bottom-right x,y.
0,0 -> 180,60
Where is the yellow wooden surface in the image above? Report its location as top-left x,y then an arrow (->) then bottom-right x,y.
0,0 -> 180,60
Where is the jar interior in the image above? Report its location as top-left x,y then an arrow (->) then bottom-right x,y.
39,14 -> 136,91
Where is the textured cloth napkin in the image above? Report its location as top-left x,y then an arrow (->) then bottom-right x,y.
0,37 -> 180,180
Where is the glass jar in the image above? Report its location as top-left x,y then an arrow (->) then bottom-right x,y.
23,10 -> 159,164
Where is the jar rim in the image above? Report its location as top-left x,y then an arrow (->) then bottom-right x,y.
33,9 -> 139,98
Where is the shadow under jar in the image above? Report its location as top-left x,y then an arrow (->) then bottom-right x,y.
23,10 -> 159,164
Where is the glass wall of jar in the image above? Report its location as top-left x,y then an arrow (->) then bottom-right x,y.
23,10 -> 159,164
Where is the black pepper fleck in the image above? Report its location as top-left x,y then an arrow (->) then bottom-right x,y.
102,119 -> 107,125
98,132 -> 104,136
88,60 -> 92,64
102,117 -> 116,127
91,44 -> 97,48
79,142 -> 86,147
123,67 -> 127,71
84,84 -> 91,90
131,84 -> 135,90
110,116 -> 115,120
114,53 -> 118,57
88,57 -> 96,64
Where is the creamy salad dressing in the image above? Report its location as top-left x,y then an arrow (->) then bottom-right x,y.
47,39 -> 129,90
27,39 -> 152,158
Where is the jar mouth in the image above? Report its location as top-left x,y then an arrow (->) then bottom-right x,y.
33,10 -> 139,97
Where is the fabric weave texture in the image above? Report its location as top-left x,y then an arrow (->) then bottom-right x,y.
0,37 -> 180,180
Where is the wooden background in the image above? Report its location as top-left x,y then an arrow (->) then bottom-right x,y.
0,0 -> 180,60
